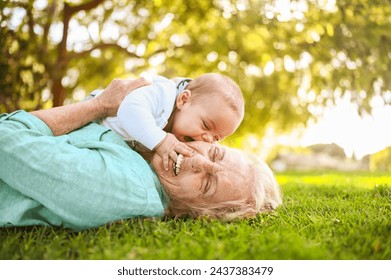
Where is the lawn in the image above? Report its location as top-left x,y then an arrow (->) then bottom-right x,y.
0,171 -> 390,260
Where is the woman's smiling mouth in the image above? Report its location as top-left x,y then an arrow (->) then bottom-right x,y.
174,154 -> 184,176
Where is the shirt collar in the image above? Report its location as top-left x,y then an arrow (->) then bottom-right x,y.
176,78 -> 192,94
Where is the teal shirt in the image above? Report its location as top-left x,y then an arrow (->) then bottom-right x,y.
0,111 -> 167,230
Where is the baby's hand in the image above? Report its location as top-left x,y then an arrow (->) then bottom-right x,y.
154,133 -> 194,171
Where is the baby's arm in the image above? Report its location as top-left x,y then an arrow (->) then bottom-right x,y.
154,133 -> 193,171
116,77 -> 193,166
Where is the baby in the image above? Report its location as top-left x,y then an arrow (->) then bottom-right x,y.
92,73 -> 244,171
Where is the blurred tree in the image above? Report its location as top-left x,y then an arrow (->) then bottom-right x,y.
0,0 -> 390,140
370,146 -> 391,171
309,143 -> 346,158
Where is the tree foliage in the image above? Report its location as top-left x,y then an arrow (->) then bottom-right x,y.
370,146 -> 391,171
1,0 -> 390,139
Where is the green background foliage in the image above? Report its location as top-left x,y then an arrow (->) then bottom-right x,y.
371,146 -> 391,171
1,0 -> 390,140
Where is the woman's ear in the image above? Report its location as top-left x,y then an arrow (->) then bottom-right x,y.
176,89 -> 191,109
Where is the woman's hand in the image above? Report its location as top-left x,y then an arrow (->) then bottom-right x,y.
32,77 -> 151,135
94,77 -> 151,117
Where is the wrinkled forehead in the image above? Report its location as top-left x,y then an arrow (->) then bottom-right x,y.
224,146 -> 252,169
216,147 -> 254,199
218,171 -> 252,199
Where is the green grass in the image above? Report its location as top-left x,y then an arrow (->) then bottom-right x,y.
0,171 -> 390,260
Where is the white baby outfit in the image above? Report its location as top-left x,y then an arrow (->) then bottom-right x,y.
92,76 -> 191,150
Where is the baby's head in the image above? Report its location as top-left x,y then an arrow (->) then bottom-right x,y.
169,73 -> 244,143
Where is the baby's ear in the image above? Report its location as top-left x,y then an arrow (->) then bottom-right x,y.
176,89 -> 192,109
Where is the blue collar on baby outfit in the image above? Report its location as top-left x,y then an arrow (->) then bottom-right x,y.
176,78 -> 192,94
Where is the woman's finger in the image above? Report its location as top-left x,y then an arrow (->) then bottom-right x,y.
180,146 -> 193,157
175,144 -> 193,157
124,77 -> 151,92
163,154 -> 169,171
170,151 -> 178,162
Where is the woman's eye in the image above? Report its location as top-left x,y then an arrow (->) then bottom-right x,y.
203,177 -> 211,194
209,146 -> 219,162
213,147 -> 218,162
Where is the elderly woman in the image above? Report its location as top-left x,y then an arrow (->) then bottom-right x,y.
0,78 -> 282,230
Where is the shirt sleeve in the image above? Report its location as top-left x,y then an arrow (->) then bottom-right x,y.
116,76 -> 177,150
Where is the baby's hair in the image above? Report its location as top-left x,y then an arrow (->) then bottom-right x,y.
164,148 -> 282,220
186,73 -> 244,121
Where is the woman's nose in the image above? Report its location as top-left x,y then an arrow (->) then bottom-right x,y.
192,157 -> 214,173
202,133 -> 214,143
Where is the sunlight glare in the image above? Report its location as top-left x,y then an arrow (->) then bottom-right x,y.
34,0 -> 48,10
49,22 -> 63,44
9,8 -> 26,29
101,22 -> 120,41
301,98 -> 391,159
88,22 -> 100,42
264,61 -> 275,76
245,65 -> 262,77
284,55 -> 296,72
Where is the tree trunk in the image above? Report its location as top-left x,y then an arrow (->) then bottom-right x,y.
52,78 -> 66,107
50,0 -> 107,107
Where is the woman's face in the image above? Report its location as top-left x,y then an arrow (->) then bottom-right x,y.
151,141 -> 253,205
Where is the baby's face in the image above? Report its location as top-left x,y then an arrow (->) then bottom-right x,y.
171,94 -> 241,143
